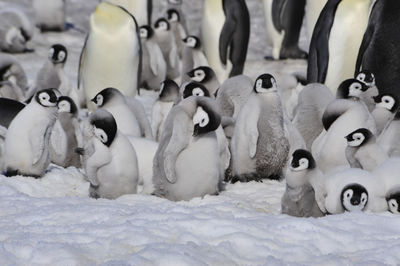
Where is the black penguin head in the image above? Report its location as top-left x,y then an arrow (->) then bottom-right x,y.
290,149 -> 316,171
373,94 -> 398,113
183,36 -> 201,49
48,44 -> 67,64
159,79 -> 180,102
356,70 -> 375,87
341,183 -> 368,212
35,89 -> 58,107
154,18 -> 170,31
167,8 -> 180,22
187,66 -> 214,83
386,191 -> 400,214
192,97 -> 221,137
57,96 -> 78,115
89,109 -> 117,147
91,87 -> 120,107
139,25 -> 154,39
182,82 -> 210,99
253,74 -> 277,93
336,79 -> 368,99
345,128 -> 373,147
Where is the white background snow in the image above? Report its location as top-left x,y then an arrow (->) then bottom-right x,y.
0,0 -> 400,265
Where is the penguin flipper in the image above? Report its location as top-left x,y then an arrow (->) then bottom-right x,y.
147,42 -> 159,76
247,105 -> 260,158
271,0 -> 287,32
30,124 -> 52,165
77,35 -> 88,90
169,40 -> 178,69
163,112 -> 191,184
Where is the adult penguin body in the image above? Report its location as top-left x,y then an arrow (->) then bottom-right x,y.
202,0 -> 250,82
307,0 -> 371,93
305,0 -> 327,46
262,0 -> 307,60
356,0 -> 400,98
105,0 -> 152,26
78,2 -> 141,109
33,0 -> 66,31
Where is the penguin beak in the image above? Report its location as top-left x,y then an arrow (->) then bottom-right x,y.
187,71 -> 194,78
345,135 -> 353,141
193,124 -> 200,136
372,96 -> 379,103
91,97 -> 97,104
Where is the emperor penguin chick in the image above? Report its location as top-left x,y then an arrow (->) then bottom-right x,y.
371,93 -> 399,136
151,80 -> 180,142
282,149 -> 325,217
139,25 -> 167,91
231,74 -> 289,182
3,89 -> 58,177
166,8 -> 186,59
180,36 -> 209,84
152,96 -> 222,201
92,87 -> 153,139
345,128 -> 388,172
80,109 -> 139,199
187,66 -> 219,96
379,109 -> 400,157
355,70 -> 379,112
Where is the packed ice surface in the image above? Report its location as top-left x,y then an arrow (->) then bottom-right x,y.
0,0 -> 400,265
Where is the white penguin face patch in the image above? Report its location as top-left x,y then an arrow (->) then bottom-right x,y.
347,133 -> 365,147
58,100 -> 71,113
342,189 -> 368,212
140,28 -> 148,38
255,78 -> 277,93
186,37 -> 197,48
290,158 -> 309,172
388,199 -> 400,214
192,87 -> 205,97
169,12 -> 179,22
159,21 -> 168,31
348,82 -> 363,98
96,94 -> 104,107
57,51 -> 66,62
94,126 -> 108,144
193,106 -> 209,128
191,70 -> 205,82
356,72 -> 375,86
377,95 -> 395,111
38,91 -> 56,107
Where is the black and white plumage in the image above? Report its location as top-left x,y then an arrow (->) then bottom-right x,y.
79,109 -> 139,199
33,0 -> 66,31
180,81 -> 210,100
340,184 -> 369,212
231,74 -> 289,182
378,108 -> 400,157
3,89 -> 58,177
371,93 -> 398,136
187,66 -> 219,96
386,189 -> 400,214
353,70 -> 379,112
336,78 -> 377,113
0,97 -> 25,129
180,36 -> 209,84
152,96 -> 222,201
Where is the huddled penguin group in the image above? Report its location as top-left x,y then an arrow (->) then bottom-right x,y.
1,0 -> 400,220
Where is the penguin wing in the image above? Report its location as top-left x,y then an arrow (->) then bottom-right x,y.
321,99 -> 354,131
271,0 -> 287,32
246,105 -> 260,158
77,35 -> 88,90
163,112 -> 191,184
147,41 -> 166,77
127,97 -> 153,139
30,123 -> 53,165
169,37 -> 178,69
85,138 -> 112,187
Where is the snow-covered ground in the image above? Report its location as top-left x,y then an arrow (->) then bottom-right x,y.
1,0 -> 400,265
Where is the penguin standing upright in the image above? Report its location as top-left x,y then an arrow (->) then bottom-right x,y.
166,8 -> 186,58
33,0 -> 66,31
307,0 -> 371,93
78,2 -> 142,109
180,36 -> 208,84
104,0 -> 152,26
262,0 -> 308,60
202,0 -> 250,82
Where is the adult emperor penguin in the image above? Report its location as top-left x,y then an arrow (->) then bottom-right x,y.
151,80 -> 180,142
345,128 -> 387,171
105,0 -> 152,26
3,89 -> 58,177
262,0 -> 308,60
78,2 -> 141,109
139,25 -> 167,91
356,0 -> 400,98
92,87 -> 152,139
33,0 -> 66,31
307,0 -> 371,93
281,149 -> 325,217
231,74 -> 290,182
187,66 -> 219,96
180,36 -> 209,84
202,0 -> 250,82
79,109 -> 139,199
152,96 -> 222,201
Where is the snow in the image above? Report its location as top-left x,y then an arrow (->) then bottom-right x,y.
1,0 -> 400,265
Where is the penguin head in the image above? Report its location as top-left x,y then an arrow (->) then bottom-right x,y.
356,70 -> 375,87
341,183 -> 369,212
89,109 -> 117,147
182,82 -> 210,99
154,18 -> 170,31
187,66 -> 213,83
159,79 -> 180,102
386,191 -> 400,214
167,9 -> 180,22
57,96 -> 78,115
373,94 -> 398,113
290,149 -> 316,171
91,87 -> 121,107
35,89 -> 58,107
192,97 -> 221,137
345,128 -> 373,147
48,44 -> 67,65
139,25 -> 154,39
183,36 -> 200,49
254,74 -> 277,93
336,79 -> 368,99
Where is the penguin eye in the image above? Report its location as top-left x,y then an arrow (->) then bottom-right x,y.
350,83 -> 361,90
345,190 -> 352,198
140,29 -> 147,38
361,193 -> 367,204
256,79 -> 263,88
192,87 -> 204,97
40,93 -> 50,102
58,51 -> 66,62
94,127 -> 108,144
357,73 -> 365,81
96,95 -> 103,106
193,106 -> 209,128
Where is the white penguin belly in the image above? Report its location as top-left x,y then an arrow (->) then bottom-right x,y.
262,0 -> 284,60
325,0 -> 369,93
202,0 -> 231,83
170,136 -> 220,201
105,104 -> 141,137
